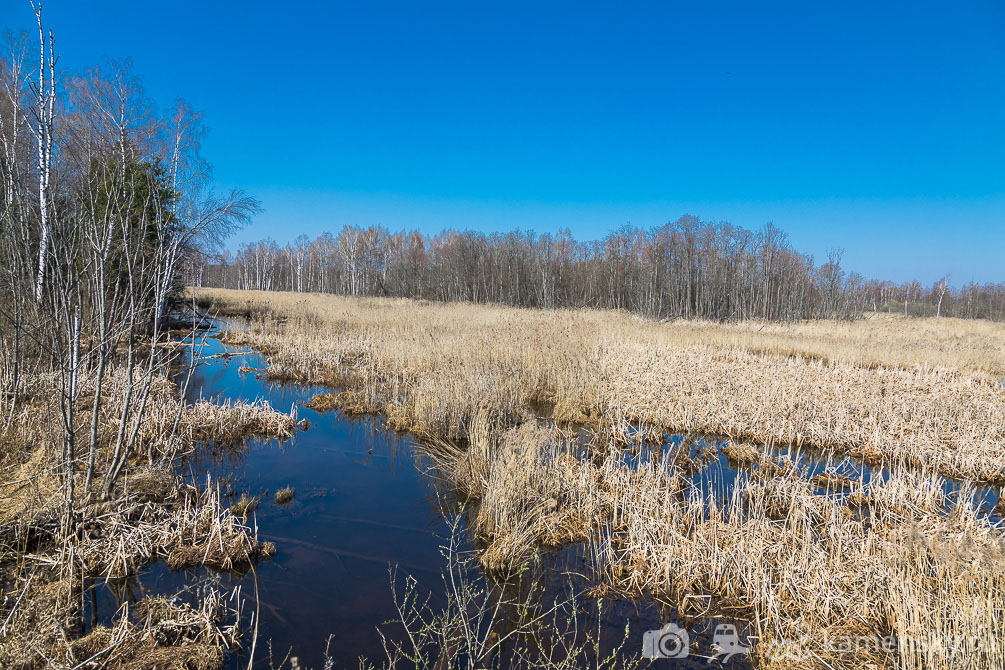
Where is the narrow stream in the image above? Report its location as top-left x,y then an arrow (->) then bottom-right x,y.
179,329 -> 450,667
86,327 -> 677,669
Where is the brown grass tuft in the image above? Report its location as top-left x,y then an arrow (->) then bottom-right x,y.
229,493 -> 259,519
0,346 -> 295,668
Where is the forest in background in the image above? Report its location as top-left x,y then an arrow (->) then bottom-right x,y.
196,220 -> 1002,322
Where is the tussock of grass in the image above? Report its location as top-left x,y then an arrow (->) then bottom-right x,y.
7,585 -> 230,670
305,390 -> 374,415
229,493 -> 259,519
423,422 -> 609,575
810,469 -> 852,489
274,486 -> 295,504
183,396 -> 301,445
722,441 -> 761,467
79,596 -> 228,670
76,482 -> 275,577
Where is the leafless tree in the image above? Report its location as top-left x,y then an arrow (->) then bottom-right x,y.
0,10 -> 257,513
204,220 -> 1003,322
27,2 -> 55,302
934,274 -> 950,318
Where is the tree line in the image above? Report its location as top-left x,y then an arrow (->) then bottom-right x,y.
0,7 -> 254,521
194,221 -> 1005,321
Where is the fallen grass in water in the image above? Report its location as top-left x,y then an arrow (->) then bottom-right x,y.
425,424 -> 1005,669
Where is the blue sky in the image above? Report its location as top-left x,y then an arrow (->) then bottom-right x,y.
8,1 -> 1005,284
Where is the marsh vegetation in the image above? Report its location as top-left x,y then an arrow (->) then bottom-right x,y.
0,7 -> 284,667
2,4 -> 1003,669
193,287 -> 1005,670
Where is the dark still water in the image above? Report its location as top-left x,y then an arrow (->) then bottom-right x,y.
180,334 -> 449,668
86,327 -> 684,669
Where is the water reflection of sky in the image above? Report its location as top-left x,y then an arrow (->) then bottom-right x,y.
616,425 -> 1002,523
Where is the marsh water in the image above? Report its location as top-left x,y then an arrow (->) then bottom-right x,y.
621,431 -> 1002,523
82,324 -> 1001,669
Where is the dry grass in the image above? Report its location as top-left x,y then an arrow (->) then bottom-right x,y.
0,477 -> 271,668
193,287 -> 1005,670
0,352 -> 293,669
600,338 -> 1005,480
3,582 -> 235,670
76,480 -> 276,577
435,422 -> 600,573
195,287 -> 1005,481
273,486 -> 294,504
429,427 -> 1005,670
601,456 -> 1005,669
230,493 -> 259,519
675,313 -> 1005,376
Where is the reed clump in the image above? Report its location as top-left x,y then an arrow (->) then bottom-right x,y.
421,421 -> 616,575
722,441 -> 761,467
472,424 -> 592,572
305,390 -> 376,416
0,480 -> 269,668
6,587 -> 234,670
588,450 -> 1005,669
426,423 -> 1004,669
230,493 -> 260,519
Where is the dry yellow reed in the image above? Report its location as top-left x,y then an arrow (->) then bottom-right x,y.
193,287 -> 1005,670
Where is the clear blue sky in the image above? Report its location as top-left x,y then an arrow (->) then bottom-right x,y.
9,1 -> 1005,285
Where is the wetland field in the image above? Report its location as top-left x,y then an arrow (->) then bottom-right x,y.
179,286 -> 1005,669
3,285 -> 1005,670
